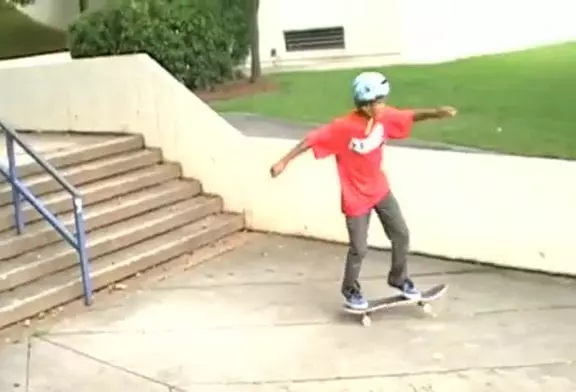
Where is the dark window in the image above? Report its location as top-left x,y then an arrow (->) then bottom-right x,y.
283,26 -> 345,52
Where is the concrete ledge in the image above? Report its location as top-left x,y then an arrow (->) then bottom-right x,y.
0,54 -> 574,275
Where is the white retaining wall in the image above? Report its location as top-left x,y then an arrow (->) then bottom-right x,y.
0,54 -> 575,275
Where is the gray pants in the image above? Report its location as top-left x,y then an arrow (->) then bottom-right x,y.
341,192 -> 410,295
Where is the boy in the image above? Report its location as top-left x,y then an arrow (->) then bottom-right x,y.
269,71 -> 457,310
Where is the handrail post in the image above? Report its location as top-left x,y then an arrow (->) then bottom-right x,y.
1,120 -> 93,308
73,197 -> 92,306
5,133 -> 24,234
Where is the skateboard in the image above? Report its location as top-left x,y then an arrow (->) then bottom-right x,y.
342,283 -> 448,327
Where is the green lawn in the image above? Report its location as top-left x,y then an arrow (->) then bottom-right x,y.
215,43 -> 576,160
0,2 -> 67,60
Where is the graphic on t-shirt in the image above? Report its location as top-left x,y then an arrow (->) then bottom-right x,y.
349,123 -> 386,155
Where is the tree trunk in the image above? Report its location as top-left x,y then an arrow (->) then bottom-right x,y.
249,0 -> 261,83
78,0 -> 88,12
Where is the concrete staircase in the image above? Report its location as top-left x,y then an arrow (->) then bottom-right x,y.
0,133 -> 244,329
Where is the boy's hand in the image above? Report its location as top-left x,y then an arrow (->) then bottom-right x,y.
270,160 -> 287,178
438,106 -> 457,118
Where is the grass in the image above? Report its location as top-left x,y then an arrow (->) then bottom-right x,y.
0,2 -> 67,60
215,43 -> 576,160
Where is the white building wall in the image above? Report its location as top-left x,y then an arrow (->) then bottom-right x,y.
256,0 -> 404,71
399,0 -> 576,63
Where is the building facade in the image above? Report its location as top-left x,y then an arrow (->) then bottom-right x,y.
18,0 -> 576,71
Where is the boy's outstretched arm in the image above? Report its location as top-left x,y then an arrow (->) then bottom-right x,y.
270,139 -> 310,178
270,121 -> 343,178
385,105 -> 458,139
413,106 -> 457,122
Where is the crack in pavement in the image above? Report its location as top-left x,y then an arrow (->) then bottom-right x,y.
30,335 -> 576,390
143,268 -> 492,291
33,336 -> 177,391
145,360 -> 576,387
25,337 -> 31,392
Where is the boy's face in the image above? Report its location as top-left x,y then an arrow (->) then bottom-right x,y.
359,97 -> 386,118
374,96 -> 387,107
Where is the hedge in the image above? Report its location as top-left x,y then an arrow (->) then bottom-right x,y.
67,0 -> 249,90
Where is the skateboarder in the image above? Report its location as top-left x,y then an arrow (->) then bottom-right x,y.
269,71 -> 457,310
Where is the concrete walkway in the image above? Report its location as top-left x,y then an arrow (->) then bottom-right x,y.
222,112 -> 486,154
2,233 -> 576,391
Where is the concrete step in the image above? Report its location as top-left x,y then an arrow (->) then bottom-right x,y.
0,148 -> 162,207
0,196 -> 223,292
0,163 -> 182,232
1,134 -> 144,182
0,213 -> 244,329
0,180 -> 201,260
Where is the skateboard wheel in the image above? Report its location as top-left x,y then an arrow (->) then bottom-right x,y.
421,303 -> 433,314
361,314 -> 371,327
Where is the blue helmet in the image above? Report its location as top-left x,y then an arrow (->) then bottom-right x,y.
352,72 -> 390,104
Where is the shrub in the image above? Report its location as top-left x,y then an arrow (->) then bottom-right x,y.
67,0 -> 249,90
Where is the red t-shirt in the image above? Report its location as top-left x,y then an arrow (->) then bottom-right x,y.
305,106 -> 414,217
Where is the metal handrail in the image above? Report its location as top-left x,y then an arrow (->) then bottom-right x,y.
0,120 -> 92,306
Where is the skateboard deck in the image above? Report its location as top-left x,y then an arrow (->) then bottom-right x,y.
343,283 -> 448,327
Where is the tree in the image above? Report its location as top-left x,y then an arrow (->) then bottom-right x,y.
247,0 -> 261,83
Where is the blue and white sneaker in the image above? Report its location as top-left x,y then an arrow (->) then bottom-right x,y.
344,289 -> 369,310
396,279 -> 421,300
